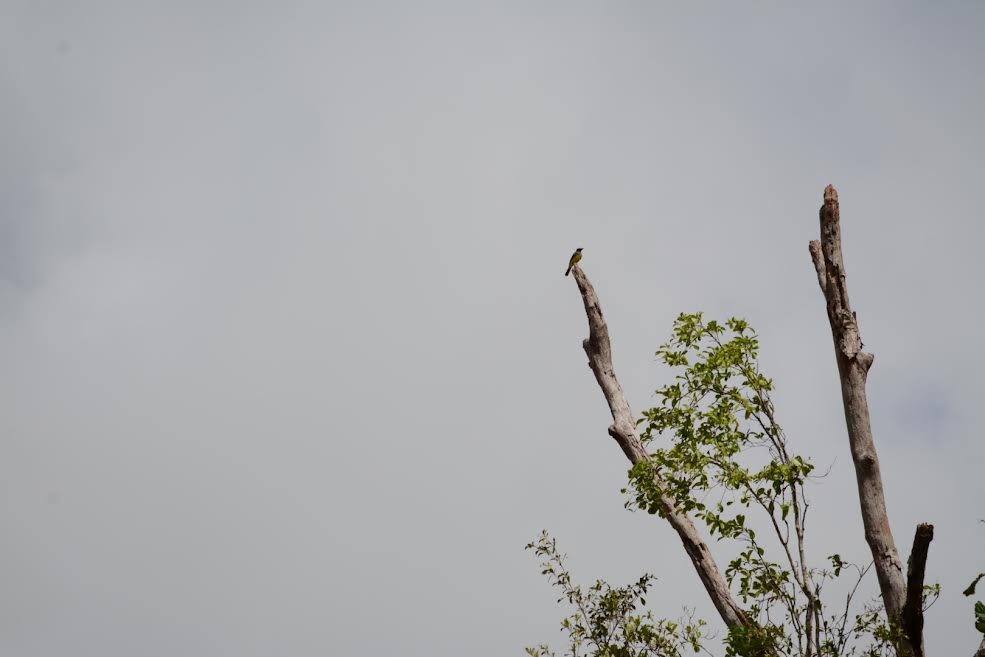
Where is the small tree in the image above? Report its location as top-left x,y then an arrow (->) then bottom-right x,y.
527,187 -> 979,656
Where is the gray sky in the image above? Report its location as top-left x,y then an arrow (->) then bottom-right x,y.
2,2 -> 983,656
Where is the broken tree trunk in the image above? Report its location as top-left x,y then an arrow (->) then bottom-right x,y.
902,523 -> 934,657
809,185 -> 932,657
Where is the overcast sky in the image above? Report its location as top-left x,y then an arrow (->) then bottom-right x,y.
2,2 -> 983,656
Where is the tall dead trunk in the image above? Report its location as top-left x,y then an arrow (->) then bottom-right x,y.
808,185 -> 932,657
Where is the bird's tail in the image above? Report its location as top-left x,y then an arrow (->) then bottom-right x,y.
565,266 -> 572,276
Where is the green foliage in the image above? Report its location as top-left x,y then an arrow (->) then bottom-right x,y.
525,531 -> 708,657
532,314 -> 933,657
623,314 -> 826,655
625,314 -> 912,656
843,608 -> 895,657
628,313 -> 814,537
967,571 -> 985,636
725,624 -> 787,657
963,573 -> 984,597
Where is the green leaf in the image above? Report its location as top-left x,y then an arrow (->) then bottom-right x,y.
976,601 -> 985,634
964,573 -> 985,597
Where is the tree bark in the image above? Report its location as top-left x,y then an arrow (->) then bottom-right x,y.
808,185 -> 918,657
901,523 -> 934,657
569,264 -> 750,630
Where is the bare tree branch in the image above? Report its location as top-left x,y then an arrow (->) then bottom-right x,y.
568,264 -> 751,631
975,636 -> 985,657
809,185 -> 918,657
901,523 -> 934,657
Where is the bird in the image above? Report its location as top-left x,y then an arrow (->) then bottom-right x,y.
565,248 -> 583,276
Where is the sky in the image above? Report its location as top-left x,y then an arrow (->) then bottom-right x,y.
1,2 -> 983,656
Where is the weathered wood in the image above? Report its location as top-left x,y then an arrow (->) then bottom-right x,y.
569,264 -> 750,630
809,185 -> 916,657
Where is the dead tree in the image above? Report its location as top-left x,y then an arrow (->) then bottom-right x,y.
809,186 -> 932,657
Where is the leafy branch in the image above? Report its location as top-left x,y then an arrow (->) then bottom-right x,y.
526,531 -> 710,657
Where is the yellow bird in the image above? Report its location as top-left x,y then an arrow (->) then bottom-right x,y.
565,247 -> 583,276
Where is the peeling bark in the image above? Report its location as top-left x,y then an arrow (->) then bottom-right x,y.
569,264 -> 750,630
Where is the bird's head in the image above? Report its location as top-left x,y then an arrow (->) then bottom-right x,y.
576,247 -> 583,252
